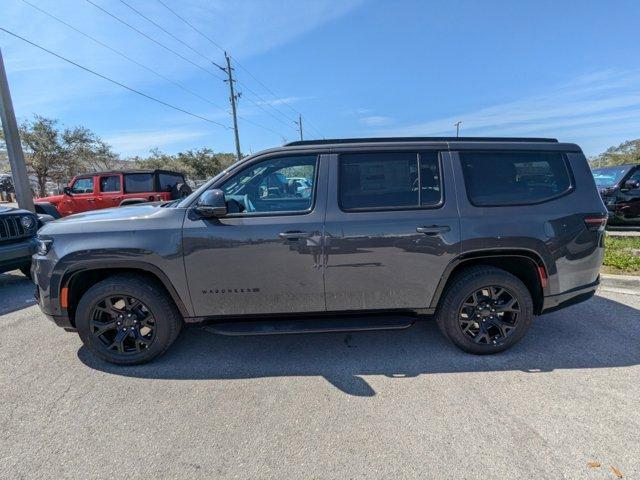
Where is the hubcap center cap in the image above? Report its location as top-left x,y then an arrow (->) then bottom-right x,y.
122,313 -> 136,328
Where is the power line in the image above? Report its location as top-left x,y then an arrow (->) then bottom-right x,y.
91,0 -> 292,138
155,0 -> 226,53
0,27 -> 232,129
237,115 -> 286,138
21,0 -> 229,113
21,0 -> 288,140
154,0 -> 324,137
85,0 -> 225,82
118,0 -> 216,68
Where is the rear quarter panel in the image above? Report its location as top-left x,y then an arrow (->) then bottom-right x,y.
451,145 -> 607,295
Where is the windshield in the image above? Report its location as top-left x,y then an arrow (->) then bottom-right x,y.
591,166 -> 632,188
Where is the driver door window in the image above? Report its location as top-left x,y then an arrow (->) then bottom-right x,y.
220,155 -> 317,214
71,178 -> 94,194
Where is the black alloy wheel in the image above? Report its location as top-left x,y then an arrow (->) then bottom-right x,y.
435,266 -> 534,354
76,275 -> 182,365
458,286 -> 520,345
89,295 -> 156,354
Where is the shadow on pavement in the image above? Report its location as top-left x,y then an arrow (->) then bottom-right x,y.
79,294 -> 640,397
0,272 -> 36,315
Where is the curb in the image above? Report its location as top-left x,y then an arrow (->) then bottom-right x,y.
600,273 -> 640,293
607,230 -> 640,237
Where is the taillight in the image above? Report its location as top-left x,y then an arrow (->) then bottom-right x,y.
584,216 -> 607,232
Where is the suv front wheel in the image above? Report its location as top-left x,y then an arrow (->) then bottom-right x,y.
75,275 -> 182,365
436,266 -> 534,354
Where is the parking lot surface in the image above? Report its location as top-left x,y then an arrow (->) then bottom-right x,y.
1,270 -> 638,479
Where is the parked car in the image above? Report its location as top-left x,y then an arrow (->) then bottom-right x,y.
33,137 -> 607,365
34,169 -> 192,218
591,164 -> 640,226
0,205 -> 49,277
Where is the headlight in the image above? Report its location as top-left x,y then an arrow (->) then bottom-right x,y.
21,215 -> 36,230
36,238 -> 53,255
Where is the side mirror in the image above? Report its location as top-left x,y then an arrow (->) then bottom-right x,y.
622,179 -> 640,191
195,189 -> 227,218
63,186 -> 72,196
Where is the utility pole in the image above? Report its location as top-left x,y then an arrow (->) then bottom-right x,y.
454,121 -> 462,138
223,52 -> 242,161
0,48 -> 34,211
296,114 -> 303,141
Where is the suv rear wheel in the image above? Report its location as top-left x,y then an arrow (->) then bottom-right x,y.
75,275 -> 182,365
436,266 -> 534,354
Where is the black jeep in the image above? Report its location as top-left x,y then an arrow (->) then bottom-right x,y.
592,164 -> 640,226
0,205 -> 40,277
33,137 -> 608,365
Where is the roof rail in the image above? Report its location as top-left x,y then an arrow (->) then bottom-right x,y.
284,136 -> 559,146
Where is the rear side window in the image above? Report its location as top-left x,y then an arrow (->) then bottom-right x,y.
124,173 -> 154,193
460,151 -> 572,206
158,173 -> 184,191
339,152 -> 442,210
100,175 -> 121,193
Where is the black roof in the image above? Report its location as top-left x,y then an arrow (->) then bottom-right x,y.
75,169 -> 185,178
285,137 -> 559,147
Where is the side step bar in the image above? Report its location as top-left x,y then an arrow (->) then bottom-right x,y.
205,315 -> 416,336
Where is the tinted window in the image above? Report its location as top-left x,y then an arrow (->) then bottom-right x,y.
460,151 -> 572,206
220,155 -> 317,214
100,175 -> 121,193
71,178 -> 93,194
339,152 -> 441,210
124,173 -> 154,193
159,173 -> 184,191
628,169 -> 640,184
592,165 -> 632,188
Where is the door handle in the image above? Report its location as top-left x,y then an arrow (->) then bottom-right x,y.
279,231 -> 308,240
416,225 -> 451,235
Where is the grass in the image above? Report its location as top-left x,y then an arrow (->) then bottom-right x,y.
602,235 -> 640,275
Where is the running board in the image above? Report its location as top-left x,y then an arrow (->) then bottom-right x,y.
204,315 -> 416,336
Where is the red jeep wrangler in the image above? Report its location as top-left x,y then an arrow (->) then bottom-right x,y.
35,169 -> 191,217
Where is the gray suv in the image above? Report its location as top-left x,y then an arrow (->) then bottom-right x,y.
33,137 -> 608,364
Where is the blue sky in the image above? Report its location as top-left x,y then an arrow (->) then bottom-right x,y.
2,0 -> 640,157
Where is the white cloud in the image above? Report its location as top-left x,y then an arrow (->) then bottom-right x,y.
379,69 -> 640,155
105,129 -> 208,156
359,115 -> 393,127
343,107 -> 373,116
1,0 -> 364,121
256,96 -> 310,107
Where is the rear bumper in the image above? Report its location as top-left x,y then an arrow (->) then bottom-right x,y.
541,277 -> 599,314
0,237 -> 37,273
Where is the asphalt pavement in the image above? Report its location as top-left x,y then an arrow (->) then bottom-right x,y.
0,270 -> 638,479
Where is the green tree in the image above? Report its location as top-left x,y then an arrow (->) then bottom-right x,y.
19,115 -> 119,196
176,148 -> 236,180
590,139 -> 640,167
132,147 -> 237,181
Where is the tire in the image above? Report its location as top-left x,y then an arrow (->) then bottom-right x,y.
19,264 -> 32,279
75,274 -> 182,365
435,266 -> 534,354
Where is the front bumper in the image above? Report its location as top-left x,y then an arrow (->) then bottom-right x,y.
0,237 -> 37,273
32,249 -> 75,330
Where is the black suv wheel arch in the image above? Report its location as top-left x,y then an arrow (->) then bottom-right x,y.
430,251 -> 547,315
62,263 -> 189,327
